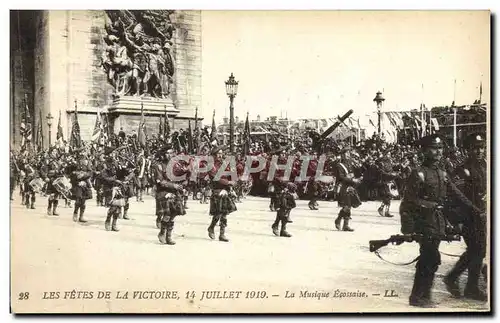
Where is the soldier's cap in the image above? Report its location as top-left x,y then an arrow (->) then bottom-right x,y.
464,133 -> 486,149
419,134 -> 444,149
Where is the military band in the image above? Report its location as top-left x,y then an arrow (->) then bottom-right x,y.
10,129 -> 489,308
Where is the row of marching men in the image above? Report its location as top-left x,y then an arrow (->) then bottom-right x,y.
10,144 -> 257,245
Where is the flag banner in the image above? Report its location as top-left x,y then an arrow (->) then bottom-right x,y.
91,107 -> 102,142
56,110 -> 64,143
431,118 -> 440,131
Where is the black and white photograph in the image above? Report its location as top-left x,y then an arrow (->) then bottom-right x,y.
9,9 -> 490,313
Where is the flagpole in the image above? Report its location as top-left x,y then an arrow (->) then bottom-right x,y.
429,108 -> 432,135
453,107 -> 457,147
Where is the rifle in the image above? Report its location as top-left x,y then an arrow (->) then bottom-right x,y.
369,234 -> 461,253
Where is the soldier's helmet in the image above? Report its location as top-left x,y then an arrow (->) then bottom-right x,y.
419,134 -> 444,149
464,133 -> 486,150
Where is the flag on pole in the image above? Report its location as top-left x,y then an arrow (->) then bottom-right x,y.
20,94 -> 32,149
36,109 -> 43,151
431,118 -> 440,131
163,105 -> 170,138
243,112 -> 251,155
91,106 -> 102,142
138,102 -> 146,147
187,119 -> 194,153
56,110 -> 64,144
479,81 -> 483,103
70,100 -> 82,148
210,110 -> 217,141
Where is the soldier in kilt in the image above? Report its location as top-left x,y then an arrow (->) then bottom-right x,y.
154,148 -> 186,245
94,155 -> 106,207
272,181 -> 297,237
101,155 -> 124,232
334,148 -> 363,232
207,149 -> 237,242
135,149 -> 148,203
117,158 -> 136,220
21,159 -> 38,209
69,156 -> 93,223
376,152 -> 397,217
208,178 -> 237,242
41,155 -> 63,216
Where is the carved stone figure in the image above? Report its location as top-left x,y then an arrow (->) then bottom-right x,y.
102,10 -> 176,98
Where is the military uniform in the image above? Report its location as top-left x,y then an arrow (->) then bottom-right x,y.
444,133 -> 488,301
401,134 -> 483,307
41,158 -> 63,216
101,157 -> 123,231
154,151 -> 186,245
21,160 -> 38,209
271,181 -> 297,237
334,151 -> 362,232
376,155 -> 396,217
135,152 -> 148,202
69,158 -> 93,222
207,155 -> 237,242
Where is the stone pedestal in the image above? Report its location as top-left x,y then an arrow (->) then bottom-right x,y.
109,96 -> 179,134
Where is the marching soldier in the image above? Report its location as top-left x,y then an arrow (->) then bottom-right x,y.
154,147 -> 186,245
444,133 -> 488,301
41,151 -> 63,216
94,154 -> 106,206
101,153 -> 123,232
401,134 -> 484,307
135,149 -> 148,202
117,154 -> 136,220
334,148 -> 363,232
21,157 -> 38,209
69,155 -> 93,223
376,151 -> 397,217
271,181 -> 296,237
207,147 -> 237,242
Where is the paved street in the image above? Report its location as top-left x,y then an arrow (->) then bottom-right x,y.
10,191 -> 489,313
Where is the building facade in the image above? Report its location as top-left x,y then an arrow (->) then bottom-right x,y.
10,10 -> 202,148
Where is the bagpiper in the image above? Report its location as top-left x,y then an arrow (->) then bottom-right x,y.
154,146 -> 186,245
334,148 -> 363,232
207,146 -> 237,242
69,152 -> 93,223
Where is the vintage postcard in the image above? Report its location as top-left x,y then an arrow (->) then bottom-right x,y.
9,10 -> 490,314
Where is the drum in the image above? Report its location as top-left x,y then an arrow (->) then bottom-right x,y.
53,176 -> 72,198
29,178 -> 45,193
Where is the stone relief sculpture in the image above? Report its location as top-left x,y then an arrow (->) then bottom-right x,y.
101,10 -> 176,98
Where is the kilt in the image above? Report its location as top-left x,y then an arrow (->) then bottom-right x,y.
45,179 -> 59,195
156,195 -> 186,219
71,184 -> 93,200
209,193 -> 237,216
275,192 -> 296,210
337,184 -> 362,208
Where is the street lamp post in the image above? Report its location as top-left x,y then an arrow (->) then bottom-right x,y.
373,91 -> 385,137
225,73 -> 239,153
46,112 -> 54,147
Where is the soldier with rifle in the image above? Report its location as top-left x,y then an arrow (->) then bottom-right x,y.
443,133 -> 488,301
400,134 -> 484,307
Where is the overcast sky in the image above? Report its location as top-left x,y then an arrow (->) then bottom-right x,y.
200,11 -> 490,127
